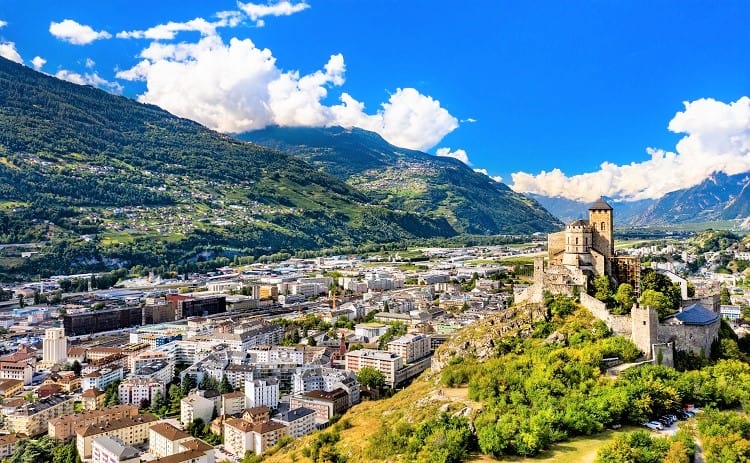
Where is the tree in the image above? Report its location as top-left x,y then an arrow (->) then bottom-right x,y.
593,275 -> 614,305
219,374 -> 234,394
721,287 -> 731,305
357,366 -> 386,390
186,418 -> 206,438
640,289 -> 675,319
18,294 -> 25,308
71,360 -> 82,377
181,374 -> 195,397
613,283 -> 636,314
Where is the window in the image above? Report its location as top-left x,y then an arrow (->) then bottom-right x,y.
643,321 -> 646,326
601,222 -> 606,231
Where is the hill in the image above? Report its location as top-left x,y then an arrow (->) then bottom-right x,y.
239,126 -> 563,235
0,57 -> 462,278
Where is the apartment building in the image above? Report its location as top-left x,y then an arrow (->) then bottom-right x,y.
244,377 -> 279,409
289,389 -> 349,424
76,413 -> 159,459
118,377 -> 166,407
5,393 -> 77,436
49,404 -> 139,441
82,367 -> 124,391
272,407 -> 316,438
387,333 -> 431,363
224,417 -> 288,457
345,349 -> 403,388
180,394 -> 215,426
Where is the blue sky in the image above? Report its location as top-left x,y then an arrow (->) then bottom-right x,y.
1,1 -> 750,202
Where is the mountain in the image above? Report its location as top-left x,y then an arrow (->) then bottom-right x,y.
0,57 -> 562,278
632,172 -> 750,225
528,194 -> 652,225
0,57 -> 467,277
239,126 -> 563,235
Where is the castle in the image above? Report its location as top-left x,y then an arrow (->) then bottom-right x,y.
520,197 -> 720,364
532,197 -> 640,296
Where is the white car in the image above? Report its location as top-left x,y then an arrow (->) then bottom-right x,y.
643,421 -> 663,431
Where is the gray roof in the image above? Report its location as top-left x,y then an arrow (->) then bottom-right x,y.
588,197 -> 613,211
92,435 -> 140,459
276,407 -> 315,423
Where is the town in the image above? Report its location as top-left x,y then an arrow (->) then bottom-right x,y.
2,203 -> 750,462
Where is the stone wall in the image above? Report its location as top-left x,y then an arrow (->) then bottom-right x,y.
658,322 -> 719,356
580,293 -> 632,337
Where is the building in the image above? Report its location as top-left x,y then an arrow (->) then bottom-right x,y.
353,323 -> 388,341
272,407 -> 316,438
81,388 -> 106,410
244,377 -> 280,409
167,294 -> 226,319
181,394 -> 215,426
76,413 -> 159,459
292,367 -> 360,406
82,367 -> 124,391
0,378 -> 23,397
242,405 -> 271,424
149,423 -> 192,458
0,434 -> 22,460
118,377 -> 166,407
345,349 -> 403,388
221,391 -> 247,417
63,306 -> 142,336
387,333 -> 431,363
49,404 -> 139,441
0,360 -> 33,385
289,389 -> 349,424
6,393 -> 77,436
42,327 -> 68,366
224,417 -> 288,457
720,304 -> 742,321
91,435 -> 141,463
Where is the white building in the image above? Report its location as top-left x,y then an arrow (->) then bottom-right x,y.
180,394 -> 215,426
720,305 -> 742,321
272,407 -> 316,438
345,349 -> 403,388
82,367 -> 124,392
42,327 -> 67,366
292,367 -> 360,406
91,435 -> 140,463
245,378 -> 279,409
118,378 -> 166,407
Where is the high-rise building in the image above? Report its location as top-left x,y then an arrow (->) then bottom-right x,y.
43,328 -> 67,365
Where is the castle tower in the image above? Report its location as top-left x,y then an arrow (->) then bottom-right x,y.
631,305 -> 658,358
562,220 -> 592,267
588,197 -> 614,260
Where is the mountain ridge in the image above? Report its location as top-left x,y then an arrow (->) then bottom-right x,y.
240,126 -> 563,235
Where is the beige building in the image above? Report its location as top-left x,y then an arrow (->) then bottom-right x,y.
0,434 -> 22,459
149,422 -> 192,458
345,349 -> 403,387
289,389 -> 349,424
49,404 -> 139,441
42,327 -> 68,366
81,388 -> 106,410
221,391 -> 246,416
76,413 -> 159,459
387,333 -> 431,363
0,378 -> 23,397
5,393 -> 76,436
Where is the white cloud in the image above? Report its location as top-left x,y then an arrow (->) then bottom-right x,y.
461,117 -> 477,123
0,41 -> 22,63
85,58 -> 95,68
55,69 -> 124,94
116,16 -> 229,40
473,168 -> 502,183
510,96 -> 750,202
238,1 -> 310,25
117,34 -> 458,150
31,56 -> 46,70
0,20 -> 7,28
436,147 -> 470,165
49,19 -> 111,45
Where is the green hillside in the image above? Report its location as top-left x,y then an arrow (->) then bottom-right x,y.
0,57 -> 457,278
240,126 -> 563,235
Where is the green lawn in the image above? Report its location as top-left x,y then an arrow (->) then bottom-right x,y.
470,427 -> 642,463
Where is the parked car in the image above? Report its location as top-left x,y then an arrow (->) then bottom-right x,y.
643,421 -> 663,431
